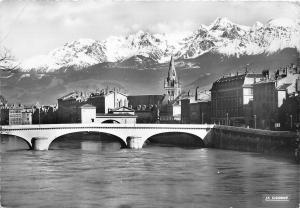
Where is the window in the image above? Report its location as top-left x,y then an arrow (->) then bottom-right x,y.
91,119 -> 94,122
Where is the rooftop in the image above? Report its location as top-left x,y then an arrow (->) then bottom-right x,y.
214,74 -> 246,83
58,88 -> 127,102
253,79 -> 276,85
277,83 -> 292,91
214,73 -> 264,84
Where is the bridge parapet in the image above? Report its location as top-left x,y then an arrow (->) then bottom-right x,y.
1,123 -> 214,130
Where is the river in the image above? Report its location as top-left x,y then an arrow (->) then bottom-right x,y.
0,134 -> 299,208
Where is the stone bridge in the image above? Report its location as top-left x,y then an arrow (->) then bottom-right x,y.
0,123 -> 214,150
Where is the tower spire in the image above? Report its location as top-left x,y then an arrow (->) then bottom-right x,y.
164,56 -> 181,102
167,56 -> 177,82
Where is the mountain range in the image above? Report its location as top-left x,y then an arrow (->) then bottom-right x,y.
20,17 -> 300,72
1,17 -> 300,104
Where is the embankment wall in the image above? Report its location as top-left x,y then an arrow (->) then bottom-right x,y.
209,125 -> 297,158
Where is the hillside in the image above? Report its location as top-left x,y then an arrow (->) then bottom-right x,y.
1,48 -> 298,104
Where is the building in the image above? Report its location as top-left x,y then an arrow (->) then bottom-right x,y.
80,104 -> 137,124
32,104 -> 59,124
57,91 -> 87,123
127,56 -> 182,123
278,94 -> 300,130
181,88 -> 211,124
164,56 -> 181,102
8,105 -> 32,125
100,106 -> 137,124
276,65 -> 300,95
0,105 -> 9,125
160,56 -> 182,122
253,63 -> 300,130
88,89 -> 128,114
80,104 -> 96,123
8,107 -> 23,125
210,72 -> 264,126
181,98 -> 190,124
57,88 -> 130,123
253,80 -> 283,129
127,95 -> 165,123
21,108 -> 33,125
1,102 -> 33,125
58,88 -> 135,124
127,95 -> 165,109
0,96 -> 9,125
160,103 -> 181,122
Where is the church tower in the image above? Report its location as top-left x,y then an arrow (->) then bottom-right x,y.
164,56 -> 181,102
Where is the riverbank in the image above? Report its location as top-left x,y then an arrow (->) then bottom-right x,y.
206,125 -> 297,159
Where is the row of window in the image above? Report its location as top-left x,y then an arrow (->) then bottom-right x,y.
213,98 -> 243,107
213,108 -> 243,117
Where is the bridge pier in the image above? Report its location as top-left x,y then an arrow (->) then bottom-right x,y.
31,137 -> 49,151
126,136 -> 144,149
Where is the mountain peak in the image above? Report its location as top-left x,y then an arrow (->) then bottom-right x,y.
127,30 -> 153,39
65,38 -> 97,47
135,30 -> 147,36
252,21 -> 264,29
209,17 -> 234,30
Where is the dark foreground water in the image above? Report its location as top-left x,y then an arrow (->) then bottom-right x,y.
1,135 -> 299,208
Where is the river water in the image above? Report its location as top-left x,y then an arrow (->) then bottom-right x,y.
0,134 -> 299,208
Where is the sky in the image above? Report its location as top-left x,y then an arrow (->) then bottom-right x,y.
0,0 -> 299,61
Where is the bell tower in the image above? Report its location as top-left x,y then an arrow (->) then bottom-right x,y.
164,56 -> 181,102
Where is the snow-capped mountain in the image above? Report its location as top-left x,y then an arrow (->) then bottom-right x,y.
178,17 -> 300,58
20,17 -> 300,72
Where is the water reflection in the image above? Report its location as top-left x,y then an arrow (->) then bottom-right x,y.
81,141 -> 122,152
49,132 -> 123,152
147,132 -> 205,148
0,135 -> 30,152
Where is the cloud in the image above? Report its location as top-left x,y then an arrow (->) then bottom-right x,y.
0,1 -> 299,61
113,24 -> 142,34
149,20 -> 198,34
63,16 -> 85,27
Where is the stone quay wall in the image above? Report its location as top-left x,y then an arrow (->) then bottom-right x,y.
208,125 -> 297,158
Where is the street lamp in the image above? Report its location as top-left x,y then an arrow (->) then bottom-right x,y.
36,102 -> 41,126
254,115 -> 257,129
290,114 -> 293,129
226,113 -> 229,126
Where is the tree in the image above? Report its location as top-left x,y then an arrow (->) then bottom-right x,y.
0,48 -> 19,79
0,48 -> 19,72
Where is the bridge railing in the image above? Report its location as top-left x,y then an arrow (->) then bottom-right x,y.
1,123 -> 215,130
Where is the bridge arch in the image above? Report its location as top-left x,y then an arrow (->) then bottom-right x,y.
48,130 -> 127,150
101,120 -> 120,124
0,133 -> 32,150
142,131 -> 205,148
